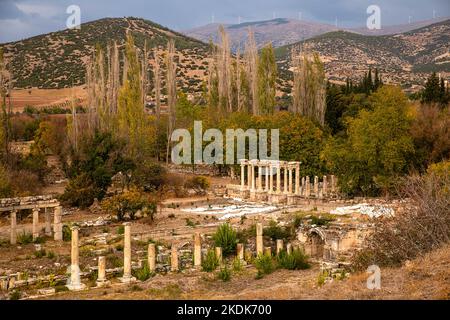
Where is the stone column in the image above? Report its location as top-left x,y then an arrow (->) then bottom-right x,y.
283,165 -> 288,194
286,243 -> 292,255
331,175 -> 337,193
120,222 -> 135,283
251,163 -> 256,191
96,256 -> 109,287
314,176 -> 319,197
240,162 -> 245,190
171,244 -> 179,272
276,239 -> 284,255
215,247 -> 222,265
256,223 -> 263,255
265,165 -> 269,192
264,247 -> 272,256
230,166 -> 235,180
67,226 -> 86,291
148,243 -> 156,272
10,210 -> 17,245
269,164 -> 274,193
288,166 -> 293,194
32,208 -> 39,241
305,177 -> 311,198
194,232 -> 202,267
236,243 -> 244,261
257,164 -> 262,191
247,164 -> 252,189
53,206 -> 62,241
301,177 -> 305,196
44,208 -> 52,236
323,176 -> 328,197
276,165 -> 281,194
295,163 -> 300,195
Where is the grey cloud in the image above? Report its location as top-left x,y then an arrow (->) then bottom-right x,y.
0,0 -> 25,19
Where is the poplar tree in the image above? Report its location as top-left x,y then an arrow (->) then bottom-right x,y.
0,48 -> 11,159
166,39 -> 177,163
291,47 -> 326,125
257,43 -> 277,115
244,29 -> 259,115
117,34 -> 146,159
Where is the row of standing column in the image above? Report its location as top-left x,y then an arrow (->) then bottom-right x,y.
240,161 -> 337,197
68,222 -> 299,291
240,160 -> 302,195
10,206 -> 63,245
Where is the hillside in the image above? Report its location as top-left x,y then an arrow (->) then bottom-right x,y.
275,19 -> 450,88
184,17 -> 449,52
0,17 -> 210,92
184,18 -> 338,51
2,17 -> 448,94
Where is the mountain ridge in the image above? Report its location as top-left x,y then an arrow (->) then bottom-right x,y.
183,16 -> 450,51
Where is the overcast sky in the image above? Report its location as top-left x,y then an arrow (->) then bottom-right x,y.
0,0 -> 449,43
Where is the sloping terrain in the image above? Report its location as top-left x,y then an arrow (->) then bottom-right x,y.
275,19 -> 450,87
0,17 -> 210,92
38,244 -> 450,300
184,17 -> 449,51
185,18 -> 339,51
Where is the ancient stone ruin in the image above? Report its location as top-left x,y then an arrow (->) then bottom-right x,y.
226,159 -> 338,204
0,196 -> 63,244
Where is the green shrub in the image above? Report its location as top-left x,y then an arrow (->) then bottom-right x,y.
184,176 -> 210,194
236,224 -> 256,244
133,261 -> 154,281
17,231 -> 33,245
117,225 -> 125,235
202,249 -> 219,272
264,220 -> 291,240
317,270 -> 329,287
55,285 -> 69,293
62,224 -> 72,242
217,266 -> 231,282
34,249 -> 46,258
9,290 -> 22,300
106,254 -> 123,268
102,189 -> 156,221
310,214 -> 335,226
277,249 -> 310,270
185,218 -> 196,227
62,131 -> 134,208
132,161 -> 166,191
213,223 -> 237,256
254,253 -> 275,278
232,257 -> 243,272
60,173 -> 100,208
46,251 -> 56,259
33,236 -> 46,244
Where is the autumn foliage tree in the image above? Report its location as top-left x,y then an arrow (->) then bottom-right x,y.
291,47 -> 326,125
322,86 -> 415,195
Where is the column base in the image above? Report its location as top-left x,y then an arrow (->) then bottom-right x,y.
249,190 -> 257,201
239,189 -> 250,199
255,190 -> 268,202
269,193 -> 287,204
96,279 -> 111,287
287,194 -> 299,205
66,282 -> 86,291
119,275 -> 136,284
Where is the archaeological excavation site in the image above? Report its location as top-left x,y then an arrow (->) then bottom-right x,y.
1,157 -> 447,301
0,0 -> 449,305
